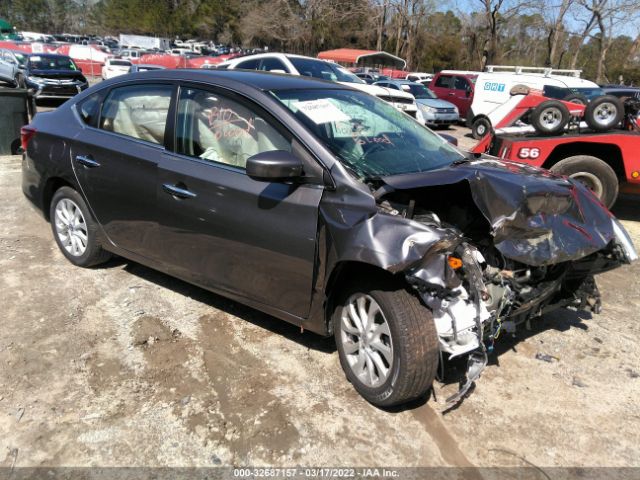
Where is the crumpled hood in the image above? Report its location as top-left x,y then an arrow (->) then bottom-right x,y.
381,157 -> 617,266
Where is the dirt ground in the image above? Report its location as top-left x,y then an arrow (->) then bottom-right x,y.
1,121 -> 639,472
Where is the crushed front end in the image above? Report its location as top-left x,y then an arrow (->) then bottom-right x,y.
375,158 -> 638,407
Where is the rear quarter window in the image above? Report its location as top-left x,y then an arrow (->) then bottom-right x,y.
77,93 -> 103,127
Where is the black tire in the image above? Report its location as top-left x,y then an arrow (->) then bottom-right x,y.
563,93 -> 588,105
471,117 -> 492,139
530,100 -> 570,135
584,95 -> 623,132
333,275 -> 439,408
49,186 -> 112,267
550,155 -> 619,208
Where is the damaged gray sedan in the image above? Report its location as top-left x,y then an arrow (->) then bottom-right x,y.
22,70 -> 637,407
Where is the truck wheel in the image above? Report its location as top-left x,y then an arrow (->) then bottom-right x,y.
584,95 -> 623,132
564,93 -> 588,105
550,155 -> 619,208
471,117 -> 492,139
333,276 -> 439,408
531,100 -> 570,135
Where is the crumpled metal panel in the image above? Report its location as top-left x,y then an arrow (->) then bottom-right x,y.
380,158 -> 616,266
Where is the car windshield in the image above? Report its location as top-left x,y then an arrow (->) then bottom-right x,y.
289,57 -> 365,84
272,89 -> 464,180
28,55 -> 78,71
401,83 -> 436,99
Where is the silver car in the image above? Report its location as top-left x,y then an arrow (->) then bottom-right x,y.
375,79 -> 459,128
0,48 -> 27,87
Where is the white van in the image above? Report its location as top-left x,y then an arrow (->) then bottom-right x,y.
468,66 -> 603,138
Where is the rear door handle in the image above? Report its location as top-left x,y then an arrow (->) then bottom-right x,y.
162,183 -> 197,199
75,155 -> 100,168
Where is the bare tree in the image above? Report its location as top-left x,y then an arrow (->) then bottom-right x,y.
540,0 -> 575,67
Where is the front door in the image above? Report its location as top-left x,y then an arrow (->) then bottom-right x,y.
157,85 -> 323,318
71,82 -> 174,257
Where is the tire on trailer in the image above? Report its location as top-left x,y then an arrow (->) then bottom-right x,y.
49,186 -> 112,267
550,155 -> 619,208
530,100 -> 570,135
471,117 -> 492,139
332,275 -> 439,408
563,93 -> 589,105
584,95 -> 623,132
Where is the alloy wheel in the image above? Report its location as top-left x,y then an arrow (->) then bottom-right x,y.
54,198 -> 88,257
339,294 -> 394,388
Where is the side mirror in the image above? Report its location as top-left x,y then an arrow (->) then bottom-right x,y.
439,133 -> 458,146
246,150 -> 303,182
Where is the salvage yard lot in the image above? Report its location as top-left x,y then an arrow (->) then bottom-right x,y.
1,134 -> 639,469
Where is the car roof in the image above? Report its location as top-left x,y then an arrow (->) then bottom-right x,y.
110,69 -> 354,91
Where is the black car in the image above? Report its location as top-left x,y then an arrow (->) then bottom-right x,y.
22,53 -> 88,99
21,70 -> 637,407
602,85 -> 640,101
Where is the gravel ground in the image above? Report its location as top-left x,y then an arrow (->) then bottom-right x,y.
0,119 -> 639,473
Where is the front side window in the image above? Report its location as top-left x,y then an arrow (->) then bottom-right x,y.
273,89 -> 463,180
99,84 -> 173,144
176,87 -> 290,169
434,75 -> 452,88
454,76 -> 469,90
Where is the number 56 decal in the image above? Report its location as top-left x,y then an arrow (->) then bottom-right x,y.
518,147 -> 540,159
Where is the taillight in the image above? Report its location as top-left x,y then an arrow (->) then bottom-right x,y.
20,126 -> 37,152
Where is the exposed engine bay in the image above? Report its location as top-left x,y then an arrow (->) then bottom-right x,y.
371,158 -> 638,407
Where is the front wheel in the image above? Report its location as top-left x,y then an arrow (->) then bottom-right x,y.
49,186 -> 112,267
14,74 -> 26,89
550,155 -> 619,208
333,276 -> 439,407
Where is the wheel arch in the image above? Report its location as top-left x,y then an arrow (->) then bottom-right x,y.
542,142 -> 626,180
323,260 -> 409,336
42,177 -> 76,221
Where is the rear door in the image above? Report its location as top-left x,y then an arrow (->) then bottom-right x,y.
157,84 -> 323,317
71,82 -> 175,258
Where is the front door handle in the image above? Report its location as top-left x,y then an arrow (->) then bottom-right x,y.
75,155 -> 100,168
162,183 -> 197,199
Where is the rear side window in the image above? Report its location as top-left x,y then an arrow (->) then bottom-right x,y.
434,75 -> 452,88
234,58 -> 260,70
99,84 -> 173,144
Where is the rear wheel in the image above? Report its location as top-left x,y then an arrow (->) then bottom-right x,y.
49,186 -> 112,267
550,155 -> 619,208
471,117 -> 492,139
531,100 -> 570,135
333,276 -> 439,407
584,95 -> 623,132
